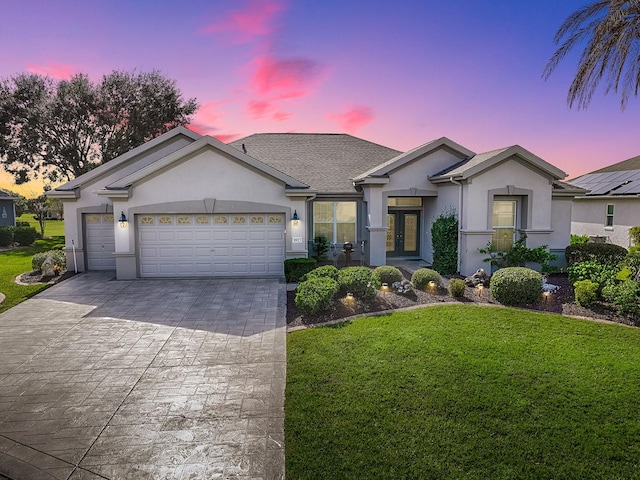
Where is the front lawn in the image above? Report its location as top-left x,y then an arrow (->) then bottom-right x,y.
0,237 -> 65,313
16,213 -> 65,238
286,305 -> 640,479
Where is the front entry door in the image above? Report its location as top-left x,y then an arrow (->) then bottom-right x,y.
386,211 -> 420,257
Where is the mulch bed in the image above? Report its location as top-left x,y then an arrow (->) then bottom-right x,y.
287,272 -> 640,329
16,270 -> 77,285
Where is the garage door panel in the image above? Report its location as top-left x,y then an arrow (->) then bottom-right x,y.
138,213 -> 284,277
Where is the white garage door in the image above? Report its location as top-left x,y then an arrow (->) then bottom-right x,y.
137,213 -> 285,277
85,213 -> 116,270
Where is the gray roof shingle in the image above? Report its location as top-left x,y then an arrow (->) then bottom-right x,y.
229,133 -> 401,193
430,147 -> 511,178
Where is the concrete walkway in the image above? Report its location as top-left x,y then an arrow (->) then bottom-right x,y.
0,272 -> 286,480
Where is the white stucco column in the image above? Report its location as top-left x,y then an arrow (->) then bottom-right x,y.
363,185 -> 387,266
113,202 -> 137,279
287,200 -> 308,258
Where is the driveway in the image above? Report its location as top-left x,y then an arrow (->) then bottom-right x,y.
0,272 -> 286,479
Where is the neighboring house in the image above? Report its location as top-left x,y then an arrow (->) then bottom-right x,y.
48,127 -> 582,279
570,155 -> 640,247
0,190 -> 17,227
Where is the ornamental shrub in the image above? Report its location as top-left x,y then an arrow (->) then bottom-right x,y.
448,278 -> 466,298
411,268 -> 443,290
622,250 -> 640,279
567,261 -> 617,288
32,249 -> 67,272
13,226 -> 37,246
294,277 -> 339,315
565,243 -> 627,266
371,265 -> 403,287
300,265 -> 339,282
629,226 -> 640,246
489,267 -> 542,306
601,280 -> 640,315
570,234 -> 590,245
284,258 -> 317,282
338,266 -> 375,299
431,211 -> 458,275
573,280 -> 598,307
0,226 -> 13,247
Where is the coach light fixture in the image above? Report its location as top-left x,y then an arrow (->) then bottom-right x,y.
119,211 -> 128,228
292,210 -> 299,226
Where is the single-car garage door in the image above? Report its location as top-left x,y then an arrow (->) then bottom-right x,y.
85,213 -> 116,270
137,213 -> 285,277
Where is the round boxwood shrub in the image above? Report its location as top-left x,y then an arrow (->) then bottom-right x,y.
573,279 -> 598,307
338,266 -> 375,299
565,243 -> 627,266
294,277 -> 339,315
411,268 -> 443,290
300,265 -> 339,282
32,249 -> 67,272
489,267 -> 543,306
371,265 -> 403,287
12,226 -> 37,246
448,278 -> 466,298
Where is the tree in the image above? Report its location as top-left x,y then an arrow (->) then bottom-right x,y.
0,70 -> 198,183
27,193 -> 50,237
543,1 -> 640,109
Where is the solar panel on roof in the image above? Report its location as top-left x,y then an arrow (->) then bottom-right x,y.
587,181 -> 625,195
613,179 -> 640,195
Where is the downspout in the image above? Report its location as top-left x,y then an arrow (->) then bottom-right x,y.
450,177 -> 463,274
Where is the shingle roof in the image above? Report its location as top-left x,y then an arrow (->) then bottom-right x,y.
229,133 -> 401,193
430,147 -> 511,178
0,189 -> 17,199
591,155 -> 640,173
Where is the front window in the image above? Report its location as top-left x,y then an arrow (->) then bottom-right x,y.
313,201 -> 356,243
491,200 -> 516,251
606,204 -> 614,227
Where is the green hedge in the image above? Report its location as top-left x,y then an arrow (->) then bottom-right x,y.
565,243 -> 627,266
338,266 -> 375,299
294,277 -> 339,315
371,265 -> 403,287
490,267 -> 542,306
0,226 -> 13,247
284,258 -> 317,282
431,211 -> 458,275
13,226 -> 37,246
411,268 -> 443,290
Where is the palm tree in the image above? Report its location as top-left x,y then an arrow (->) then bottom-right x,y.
543,0 -> 640,109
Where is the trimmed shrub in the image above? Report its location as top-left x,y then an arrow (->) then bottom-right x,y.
284,258 -> 317,282
565,243 -> 627,267
431,211 -> 458,275
490,267 -> 543,306
601,280 -> 640,315
629,226 -> 640,246
448,278 -> 466,298
570,234 -> 590,245
300,265 -> 339,282
411,268 -> 443,290
0,226 -> 13,247
371,265 -> 403,287
338,266 -> 375,299
32,249 -> 67,272
567,261 -> 617,288
12,226 -> 37,246
295,277 -> 339,315
574,280 -> 598,307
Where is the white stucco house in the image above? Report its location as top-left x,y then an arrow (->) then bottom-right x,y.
570,155 -> 640,247
48,127 -> 582,279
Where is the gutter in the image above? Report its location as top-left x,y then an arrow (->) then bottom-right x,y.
450,177 -> 463,274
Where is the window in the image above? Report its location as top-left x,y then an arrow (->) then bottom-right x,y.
387,197 -> 422,207
606,204 -> 614,227
491,200 -> 516,251
313,201 -> 356,243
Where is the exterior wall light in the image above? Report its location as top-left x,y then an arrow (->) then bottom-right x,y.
119,211 -> 128,228
292,210 -> 299,226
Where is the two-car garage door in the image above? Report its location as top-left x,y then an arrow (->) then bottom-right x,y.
137,213 -> 285,277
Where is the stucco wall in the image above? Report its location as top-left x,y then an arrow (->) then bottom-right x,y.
572,197 -> 639,248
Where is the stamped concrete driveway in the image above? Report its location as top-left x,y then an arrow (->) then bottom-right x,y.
0,272 -> 285,480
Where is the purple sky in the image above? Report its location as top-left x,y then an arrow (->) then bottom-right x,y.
2,0 -> 639,194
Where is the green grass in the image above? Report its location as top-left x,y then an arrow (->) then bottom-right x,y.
16,213 -> 65,238
286,305 -> 640,479
0,237 -> 65,313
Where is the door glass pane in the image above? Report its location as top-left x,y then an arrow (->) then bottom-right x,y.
386,214 -> 395,252
403,214 -> 418,251
492,201 -> 515,227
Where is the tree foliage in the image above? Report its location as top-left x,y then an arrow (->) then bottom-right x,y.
0,70 -> 198,183
543,1 -> 640,109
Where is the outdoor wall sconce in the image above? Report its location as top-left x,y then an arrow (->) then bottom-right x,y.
292,210 -> 299,226
119,211 -> 128,228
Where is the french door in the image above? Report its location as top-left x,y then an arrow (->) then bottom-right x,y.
386,211 -> 420,257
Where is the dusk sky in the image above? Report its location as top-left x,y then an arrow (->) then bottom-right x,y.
2,0 -> 640,195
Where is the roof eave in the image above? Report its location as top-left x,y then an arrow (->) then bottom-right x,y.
96,187 -> 131,199
46,188 -> 80,200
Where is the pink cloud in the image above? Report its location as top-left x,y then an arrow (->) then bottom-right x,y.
202,0 -> 286,43
329,105 -> 375,134
272,111 -> 291,121
188,100 -> 226,135
26,62 -> 75,80
213,133 -> 241,143
247,100 -> 272,119
252,55 -> 322,97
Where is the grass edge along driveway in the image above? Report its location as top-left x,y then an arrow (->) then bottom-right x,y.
286,304 -> 640,480
0,237 -> 65,313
